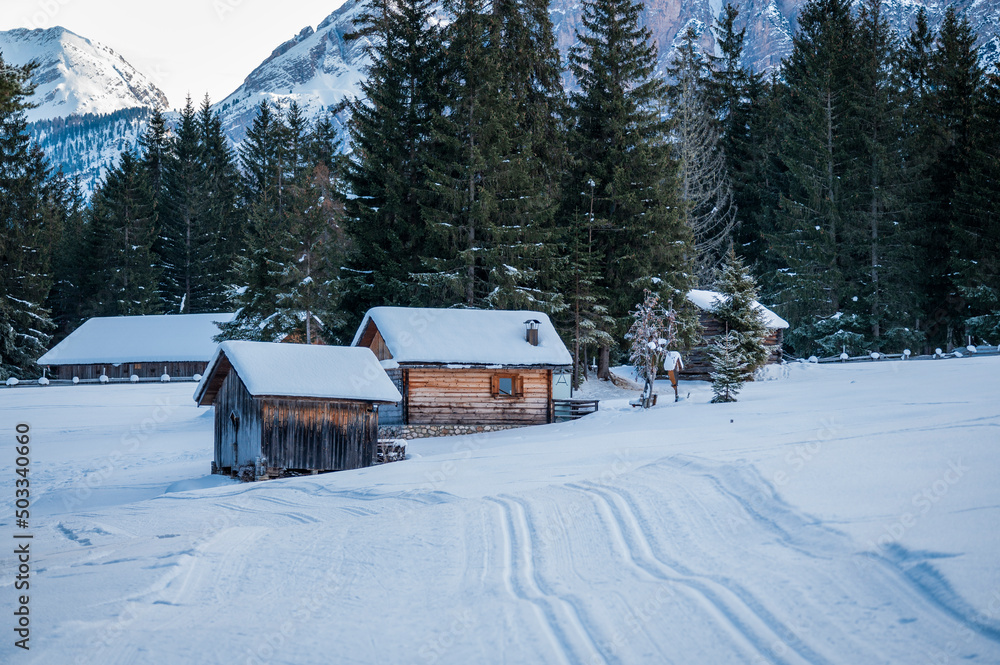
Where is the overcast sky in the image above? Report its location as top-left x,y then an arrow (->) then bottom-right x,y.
1,0 -> 348,109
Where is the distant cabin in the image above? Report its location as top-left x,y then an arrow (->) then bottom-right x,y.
193,342 -> 402,481
681,289 -> 790,380
38,313 -> 235,381
351,307 -> 573,433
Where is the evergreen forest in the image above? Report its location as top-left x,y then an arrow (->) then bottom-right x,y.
2,0 -> 999,380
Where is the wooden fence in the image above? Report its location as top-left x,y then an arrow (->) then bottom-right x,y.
553,399 -> 600,422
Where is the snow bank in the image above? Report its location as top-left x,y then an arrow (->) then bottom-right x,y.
4,358 -> 999,664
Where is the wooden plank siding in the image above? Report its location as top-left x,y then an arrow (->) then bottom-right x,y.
405,368 -> 551,426
213,369 -> 378,475
214,370 -> 263,472
47,361 -> 209,380
259,399 -> 377,472
357,321 -> 393,361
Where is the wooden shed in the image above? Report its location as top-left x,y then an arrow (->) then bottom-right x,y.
681,289 -> 790,380
193,341 -> 402,481
38,313 -> 235,381
351,307 -> 572,433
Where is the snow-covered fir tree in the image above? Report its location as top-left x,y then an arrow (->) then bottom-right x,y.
82,151 -> 160,317
218,103 -> 347,343
709,330 -> 746,402
712,248 -> 769,379
341,0 -> 442,325
566,0 -> 695,377
0,55 -> 58,379
274,163 -> 346,344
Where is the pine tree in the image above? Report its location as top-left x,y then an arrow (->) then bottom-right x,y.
709,330 -> 746,403
910,7 -> 984,347
47,174 -> 88,340
564,180 -> 616,387
419,0 -> 507,307
197,96 -> 244,311
711,248 -> 769,378
953,71 -> 1000,343
417,0 -> 567,312
0,56 -> 58,379
928,8 -> 986,348
840,0 -> 921,352
275,163 -> 347,344
83,151 -> 160,316
217,102 -> 288,341
140,106 -> 170,200
341,0 -> 443,325
158,96 -> 207,313
666,26 -> 737,281
566,0 -> 695,377
479,0 -> 567,313
767,0 -> 855,351
709,6 -> 777,276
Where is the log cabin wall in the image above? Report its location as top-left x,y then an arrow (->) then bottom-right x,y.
679,313 -> 784,379
213,370 -> 263,472
47,361 -> 209,380
404,367 -> 551,426
259,398 -> 377,471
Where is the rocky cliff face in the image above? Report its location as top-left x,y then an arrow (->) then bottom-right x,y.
212,0 -> 999,146
213,3 -> 372,145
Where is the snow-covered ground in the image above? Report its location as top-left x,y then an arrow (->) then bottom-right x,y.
1,357 -> 999,663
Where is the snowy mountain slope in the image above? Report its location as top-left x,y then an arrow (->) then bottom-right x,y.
0,26 -> 170,194
0,26 -> 169,123
213,5 -> 371,144
28,107 -> 152,194
1,357 -> 998,662
213,0 -> 1000,145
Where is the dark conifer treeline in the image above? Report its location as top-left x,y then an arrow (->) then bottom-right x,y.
2,0 -> 999,380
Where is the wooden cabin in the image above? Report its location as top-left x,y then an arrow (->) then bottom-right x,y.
351,308 -> 572,433
193,341 -> 402,481
680,289 -> 790,380
38,313 -> 235,381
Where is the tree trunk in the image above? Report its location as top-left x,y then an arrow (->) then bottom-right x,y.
597,345 -> 610,380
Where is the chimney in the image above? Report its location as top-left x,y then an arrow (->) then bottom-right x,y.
524,319 -> 540,346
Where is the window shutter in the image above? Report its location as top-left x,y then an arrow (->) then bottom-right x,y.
491,375 -> 500,397
515,375 -> 525,398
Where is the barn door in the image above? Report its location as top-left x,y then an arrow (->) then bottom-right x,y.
230,412 -> 240,466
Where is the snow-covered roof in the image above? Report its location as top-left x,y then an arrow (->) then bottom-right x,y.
351,307 -> 573,366
194,341 -> 402,405
38,313 -> 236,365
687,289 -> 790,330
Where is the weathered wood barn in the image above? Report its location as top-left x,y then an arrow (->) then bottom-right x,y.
193,341 -> 402,480
351,307 -> 572,434
38,313 -> 236,380
681,289 -> 790,380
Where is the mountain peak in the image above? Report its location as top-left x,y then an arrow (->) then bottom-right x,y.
0,25 -> 169,122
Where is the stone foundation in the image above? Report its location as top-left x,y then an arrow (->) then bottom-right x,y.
379,424 -> 524,440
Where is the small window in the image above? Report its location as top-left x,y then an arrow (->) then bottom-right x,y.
491,374 -> 523,399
